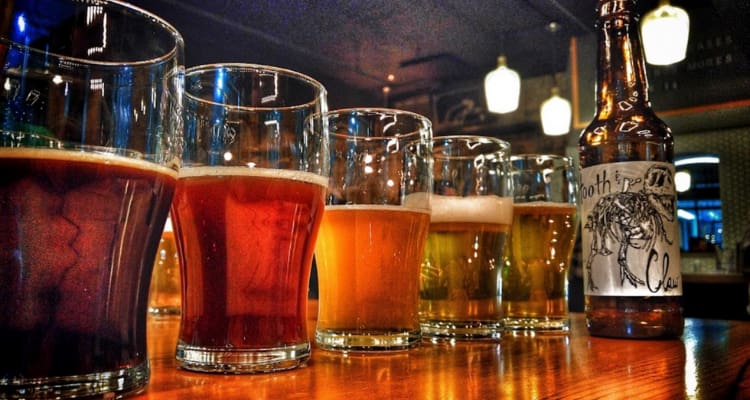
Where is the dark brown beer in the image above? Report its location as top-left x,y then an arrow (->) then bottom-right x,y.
0,148 -> 176,378
172,167 -> 326,351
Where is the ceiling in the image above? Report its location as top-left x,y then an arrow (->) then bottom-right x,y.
128,0 -> 748,109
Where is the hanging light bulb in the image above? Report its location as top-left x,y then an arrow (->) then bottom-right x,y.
675,170 -> 691,192
641,0 -> 690,66
540,86 -> 571,136
484,55 -> 520,114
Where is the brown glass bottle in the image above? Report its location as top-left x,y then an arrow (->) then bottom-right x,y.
578,0 -> 684,338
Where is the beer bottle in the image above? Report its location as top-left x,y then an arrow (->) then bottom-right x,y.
578,0 -> 684,338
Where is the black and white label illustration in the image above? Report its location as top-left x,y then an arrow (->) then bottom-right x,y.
580,161 -> 682,296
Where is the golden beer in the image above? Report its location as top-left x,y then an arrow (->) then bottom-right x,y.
419,195 -> 512,339
315,204 -> 430,350
502,202 -> 578,330
148,219 -> 181,315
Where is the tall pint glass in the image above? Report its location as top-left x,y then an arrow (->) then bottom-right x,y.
419,135 -> 513,340
502,154 -> 579,332
172,64 -> 328,372
0,1 -> 184,398
314,108 -> 433,351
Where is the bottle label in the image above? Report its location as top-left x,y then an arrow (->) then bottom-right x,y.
580,161 -> 682,296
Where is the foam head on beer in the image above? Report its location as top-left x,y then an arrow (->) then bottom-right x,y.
430,195 -> 513,225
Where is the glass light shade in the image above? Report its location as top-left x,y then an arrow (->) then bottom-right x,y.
484,56 -> 520,114
641,1 -> 690,66
540,87 -> 572,136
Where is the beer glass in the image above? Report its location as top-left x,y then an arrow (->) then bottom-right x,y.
173,64 -> 328,372
502,154 -> 579,332
314,108 -> 432,351
0,0 -> 184,397
148,216 -> 182,315
419,135 -> 513,341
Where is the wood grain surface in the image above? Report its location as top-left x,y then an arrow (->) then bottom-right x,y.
134,301 -> 750,399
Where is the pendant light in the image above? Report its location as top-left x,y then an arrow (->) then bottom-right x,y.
641,0 -> 690,65
484,55 -> 520,114
675,171 -> 691,193
540,86 -> 571,136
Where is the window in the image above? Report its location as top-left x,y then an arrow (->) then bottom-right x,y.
676,155 -> 722,252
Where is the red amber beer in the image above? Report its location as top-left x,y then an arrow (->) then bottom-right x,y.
175,63 -> 327,372
0,148 -> 176,389
315,205 -> 431,346
172,167 -> 326,366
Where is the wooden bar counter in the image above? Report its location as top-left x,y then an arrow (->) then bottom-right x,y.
136,301 -> 750,399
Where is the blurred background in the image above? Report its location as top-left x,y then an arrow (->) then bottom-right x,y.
129,0 -> 750,320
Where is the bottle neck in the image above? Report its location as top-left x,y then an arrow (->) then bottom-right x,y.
594,0 -> 653,120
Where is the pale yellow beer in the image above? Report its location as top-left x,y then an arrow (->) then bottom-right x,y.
502,202 -> 578,330
315,204 -> 431,349
419,195 -> 512,338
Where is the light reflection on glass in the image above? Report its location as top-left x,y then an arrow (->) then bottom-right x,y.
260,72 -> 278,103
86,6 -> 106,56
16,15 -> 26,33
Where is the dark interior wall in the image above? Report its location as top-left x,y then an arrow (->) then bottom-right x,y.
128,0 -> 374,110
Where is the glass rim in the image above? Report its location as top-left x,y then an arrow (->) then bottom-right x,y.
1,0 -> 184,67
511,153 -> 572,164
433,134 -> 511,156
183,63 -> 327,111
323,107 -> 432,140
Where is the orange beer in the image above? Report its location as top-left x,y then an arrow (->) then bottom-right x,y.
148,218 -> 181,315
502,202 -> 578,329
315,205 -> 430,347
419,195 -> 512,334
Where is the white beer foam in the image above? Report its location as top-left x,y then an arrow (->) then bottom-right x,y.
179,165 -> 328,187
325,204 -> 431,215
430,194 -> 513,224
403,192 -> 430,210
0,147 -> 178,178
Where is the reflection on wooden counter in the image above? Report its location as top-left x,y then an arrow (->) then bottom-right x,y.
135,301 -> 750,399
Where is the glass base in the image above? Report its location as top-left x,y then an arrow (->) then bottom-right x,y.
503,316 -> 570,333
0,361 -> 149,399
420,320 -> 503,341
315,328 -> 421,352
176,341 -> 310,373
